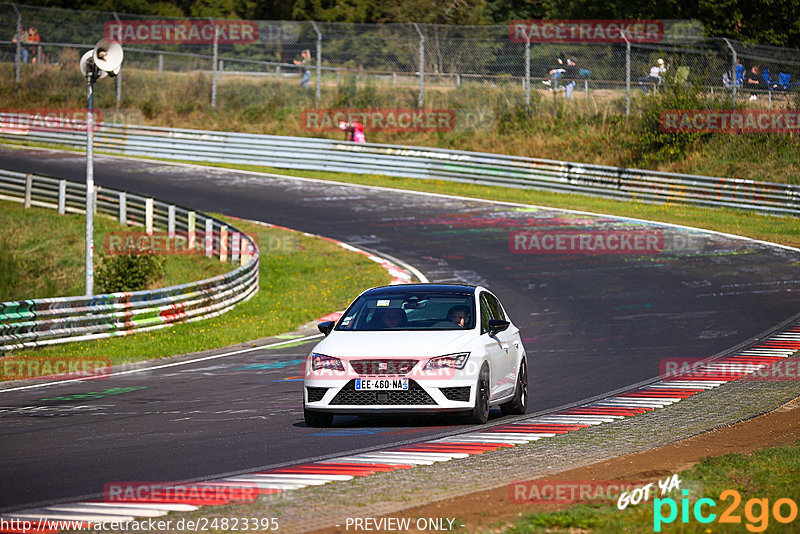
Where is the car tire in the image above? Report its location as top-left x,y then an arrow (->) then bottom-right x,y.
500,358 -> 528,415
304,408 -> 334,428
468,363 -> 490,424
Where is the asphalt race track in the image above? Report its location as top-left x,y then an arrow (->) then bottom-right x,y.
2,148 -> 800,511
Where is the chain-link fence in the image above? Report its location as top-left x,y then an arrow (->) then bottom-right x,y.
2,2 -> 800,119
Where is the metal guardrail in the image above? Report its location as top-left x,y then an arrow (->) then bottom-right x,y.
0,168 -> 259,352
1,117 -> 798,217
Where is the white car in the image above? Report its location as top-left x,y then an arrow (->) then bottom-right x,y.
303,284 -> 527,427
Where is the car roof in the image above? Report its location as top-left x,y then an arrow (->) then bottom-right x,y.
361,283 -> 478,296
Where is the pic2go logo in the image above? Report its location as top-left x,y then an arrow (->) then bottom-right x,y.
654,489 -> 798,532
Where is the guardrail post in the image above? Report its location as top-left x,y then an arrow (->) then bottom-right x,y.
412,23 -> 424,107
145,198 -> 154,235
231,232 -> 240,263
219,225 -> 228,262
188,211 -> 196,250
24,173 -> 32,208
240,239 -> 249,266
167,205 -> 175,238
58,180 -> 66,214
158,53 -> 163,77
11,3 -> 21,84
118,192 -> 126,224
205,218 -> 213,257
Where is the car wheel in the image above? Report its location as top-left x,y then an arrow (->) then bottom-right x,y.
304,408 -> 334,428
468,363 -> 490,424
500,358 -> 528,415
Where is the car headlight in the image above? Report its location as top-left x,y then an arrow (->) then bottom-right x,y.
424,352 -> 470,370
311,353 -> 345,372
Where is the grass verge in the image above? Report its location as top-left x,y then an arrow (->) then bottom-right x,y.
4,216 -> 390,367
0,199 -> 229,301
503,439 -> 800,533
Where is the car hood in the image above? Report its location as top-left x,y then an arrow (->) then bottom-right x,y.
313,329 -> 476,358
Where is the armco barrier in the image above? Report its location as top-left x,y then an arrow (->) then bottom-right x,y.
0,116 -> 798,216
0,168 -> 259,352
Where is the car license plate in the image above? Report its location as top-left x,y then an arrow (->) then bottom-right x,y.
355,378 -> 408,391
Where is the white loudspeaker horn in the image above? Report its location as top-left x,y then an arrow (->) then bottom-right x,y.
80,50 -> 107,79
93,39 -> 123,73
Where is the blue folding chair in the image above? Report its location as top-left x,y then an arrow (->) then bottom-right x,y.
777,72 -> 800,90
736,64 -> 744,87
762,68 -> 779,90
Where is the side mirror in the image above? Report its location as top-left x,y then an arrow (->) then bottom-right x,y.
487,319 -> 510,337
318,320 -> 335,336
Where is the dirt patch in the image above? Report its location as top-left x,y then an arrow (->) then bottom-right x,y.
311,395 -> 800,533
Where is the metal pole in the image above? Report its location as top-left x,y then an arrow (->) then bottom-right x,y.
723,38 -> 737,105
210,18 -> 218,108
11,3 -> 21,83
158,53 -> 163,77
524,30 -> 531,111
412,23 -> 424,107
85,72 -> 96,296
310,21 -> 322,105
113,12 -> 122,105
624,36 -> 631,117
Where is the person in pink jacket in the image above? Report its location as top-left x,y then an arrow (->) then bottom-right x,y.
339,121 -> 366,143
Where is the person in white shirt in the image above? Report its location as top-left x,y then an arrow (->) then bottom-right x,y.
638,58 -> 667,93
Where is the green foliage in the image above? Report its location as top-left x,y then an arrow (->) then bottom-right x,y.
96,253 -> 166,294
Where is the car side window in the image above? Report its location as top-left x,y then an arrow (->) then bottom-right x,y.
479,293 -> 494,334
485,293 -> 505,321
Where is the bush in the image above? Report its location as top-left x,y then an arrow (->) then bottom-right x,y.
96,253 -> 166,294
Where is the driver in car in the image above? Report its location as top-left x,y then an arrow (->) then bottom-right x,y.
380,308 -> 407,328
446,305 -> 470,328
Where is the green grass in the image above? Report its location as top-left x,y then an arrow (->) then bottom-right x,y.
6,216 -> 390,365
503,440 -> 800,533
0,199 -> 229,301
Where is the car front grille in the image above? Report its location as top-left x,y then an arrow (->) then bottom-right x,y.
439,386 -> 471,402
330,379 -> 436,406
306,387 -> 328,403
350,359 -> 417,376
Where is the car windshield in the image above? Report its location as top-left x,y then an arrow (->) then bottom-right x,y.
336,291 -> 476,331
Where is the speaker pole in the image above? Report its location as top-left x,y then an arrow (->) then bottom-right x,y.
85,65 -> 96,296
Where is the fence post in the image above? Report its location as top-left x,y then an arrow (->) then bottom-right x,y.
210,17 -> 218,108
11,3 -> 21,83
188,211 -> 196,250
392,72 -> 396,88
219,59 -> 224,83
118,192 -> 126,225
624,35 -> 631,117
723,38 -> 737,105
524,30 -> 531,111
585,79 -> 589,100
240,239 -> 249,266
205,218 -> 213,257
167,205 -> 175,238
158,53 -> 163,77
311,21 -> 322,106
412,23 -> 424,107
58,179 -> 66,214
113,12 -> 122,106
145,198 -> 154,235
24,173 -> 32,208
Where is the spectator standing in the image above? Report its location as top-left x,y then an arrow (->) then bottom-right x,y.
543,56 -> 565,90
293,49 -> 311,89
563,58 -> 578,99
27,28 -> 41,65
746,65 -> 761,100
339,121 -> 365,143
12,28 -> 30,65
638,58 -> 666,93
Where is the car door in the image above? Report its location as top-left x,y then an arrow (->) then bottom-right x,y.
483,291 -> 518,399
479,292 -> 509,400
